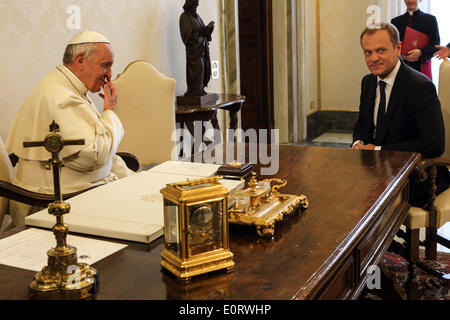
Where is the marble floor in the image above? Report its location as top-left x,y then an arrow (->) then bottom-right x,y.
298,131 -> 354,149
304,131 -> 450,254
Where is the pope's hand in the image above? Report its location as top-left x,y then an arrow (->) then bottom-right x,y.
100,79 -> 117,112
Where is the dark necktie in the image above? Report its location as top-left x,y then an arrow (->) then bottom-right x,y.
375,80 -> 387,144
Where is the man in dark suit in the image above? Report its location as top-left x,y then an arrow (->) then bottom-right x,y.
352,23 -> 449,207
391,0 -> 440,79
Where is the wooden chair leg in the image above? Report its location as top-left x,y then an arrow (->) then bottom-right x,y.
405,263 -> 421,300
403,227 -> 422,299
406,228 -> 420,265
425,226 -> 438,260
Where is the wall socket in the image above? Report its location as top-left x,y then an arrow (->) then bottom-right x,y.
211,60 -> 220,80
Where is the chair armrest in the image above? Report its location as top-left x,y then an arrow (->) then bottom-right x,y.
411,157 -> 450,209
0,180 -> 99,208
117,152 -> 140,172
413,157 -> 450,182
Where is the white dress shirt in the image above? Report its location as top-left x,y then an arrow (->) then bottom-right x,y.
353,59 -> 401,150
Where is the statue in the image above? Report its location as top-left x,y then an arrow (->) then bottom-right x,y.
178,0 -> 218,105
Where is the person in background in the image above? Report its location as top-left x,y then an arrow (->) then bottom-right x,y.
391,0 -> 440,80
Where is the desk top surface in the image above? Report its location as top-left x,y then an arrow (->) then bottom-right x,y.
0,145 -> 420,300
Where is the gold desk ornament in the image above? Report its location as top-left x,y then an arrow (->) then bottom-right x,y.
24,121 -> 98,300
228,172 -> 309,237
160,176 -> 234,283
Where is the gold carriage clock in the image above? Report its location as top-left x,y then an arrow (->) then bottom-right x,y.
160,176 -> 234,282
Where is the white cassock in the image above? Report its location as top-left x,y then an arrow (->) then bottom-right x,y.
5,65 -> 133,226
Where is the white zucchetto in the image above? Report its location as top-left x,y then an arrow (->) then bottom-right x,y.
68,31 -> 110,45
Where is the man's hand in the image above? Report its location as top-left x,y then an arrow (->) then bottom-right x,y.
433,45 -> 450,60
100,78 -> 117,112
404,49 -> 422,62
352,142 -> 376,150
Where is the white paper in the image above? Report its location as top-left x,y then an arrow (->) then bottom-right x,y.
148,160 -> 221,177
0,228 -> 127,272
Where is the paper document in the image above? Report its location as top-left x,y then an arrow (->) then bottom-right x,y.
0,228 -> 127,272
148,160 -> 221,177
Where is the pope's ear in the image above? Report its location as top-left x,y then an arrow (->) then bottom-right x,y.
73,53 -> 85,68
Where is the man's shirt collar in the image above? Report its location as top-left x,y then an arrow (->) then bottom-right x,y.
377,59 -> 401,87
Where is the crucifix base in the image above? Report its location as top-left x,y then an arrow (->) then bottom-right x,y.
29,202 -> 98,300
29,247 -> 98,300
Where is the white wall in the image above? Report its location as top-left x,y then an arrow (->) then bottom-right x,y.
319,0 -> 378,112
430,0 -> 450,91
0,0 -> 221,140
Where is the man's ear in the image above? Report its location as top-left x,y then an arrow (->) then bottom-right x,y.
396,41 -> 402,56
73,53 -> 85,70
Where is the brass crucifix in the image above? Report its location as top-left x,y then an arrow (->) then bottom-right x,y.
24,121 -> 97,300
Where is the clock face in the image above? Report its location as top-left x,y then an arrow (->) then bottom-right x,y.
190,206 -> 213,227
188,201 -> 223,256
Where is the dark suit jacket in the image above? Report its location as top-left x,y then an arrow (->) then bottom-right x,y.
391,10 -> 440,72
353,61 -> 450,206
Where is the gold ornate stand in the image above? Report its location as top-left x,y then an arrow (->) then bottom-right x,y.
25,121 -> 98,300
228,173 -> 309,237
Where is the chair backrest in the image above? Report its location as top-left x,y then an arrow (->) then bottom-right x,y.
439,59 -> 450,158
114,60 -> 177,166
0,136 -> 14,228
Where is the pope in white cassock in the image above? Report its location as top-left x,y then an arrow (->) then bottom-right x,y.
5,31 -> 133,227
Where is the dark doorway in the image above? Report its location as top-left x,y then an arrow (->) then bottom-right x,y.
238,0 -> 274,131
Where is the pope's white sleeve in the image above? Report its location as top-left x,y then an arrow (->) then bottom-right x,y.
63,110 -> 124,172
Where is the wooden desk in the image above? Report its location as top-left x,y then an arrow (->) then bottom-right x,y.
0,145 -> 420,300
176,94 -> 245,148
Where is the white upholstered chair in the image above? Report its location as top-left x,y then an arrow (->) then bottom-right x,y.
0,136 -> 14,230
114,60 -> 177,167
397,60 -> 450,296
404,162 -> 450,264
440,59 -> 450,159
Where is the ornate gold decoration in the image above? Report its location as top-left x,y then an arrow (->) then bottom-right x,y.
160,176 -> 234,283
228,172 -> 309,237
229,160 -> 242,168
24,121 -> 97,300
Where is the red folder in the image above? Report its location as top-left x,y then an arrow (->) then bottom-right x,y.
402,26 -> 429,56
